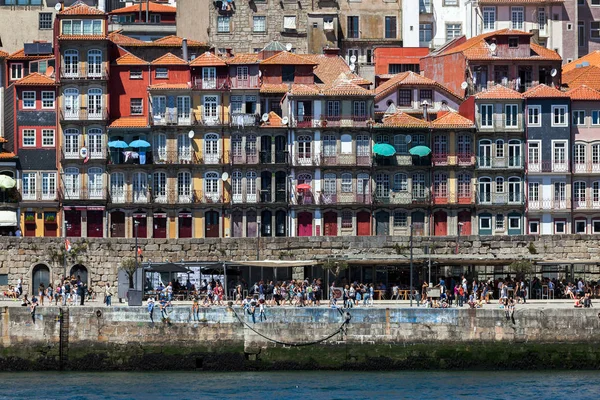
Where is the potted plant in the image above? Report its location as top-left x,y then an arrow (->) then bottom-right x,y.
24,214 -> 35,224
45,214 -> 56,223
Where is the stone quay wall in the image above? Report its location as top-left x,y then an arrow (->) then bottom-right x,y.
1,234 -> 600,293
2,305 -> 600,371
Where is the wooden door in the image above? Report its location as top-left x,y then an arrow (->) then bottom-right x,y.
153,217 -> 167,238
205,211 -> 219,238
434,211 -> 448,236
375,211 -> 389,236
87,210 -> 103,238
232,211 -> 243,237
357,211 -> 370,236
133,216 -> 147,238
65,210 -> 81,237
458,211 -> 471,235
246,211 -> 257,237
323,211 -> 337,236
44,221 -> 57,237
297,212 -> 313,237
110,211 -> 125,237
24,222 -> 36,237
179,215 -> 192,238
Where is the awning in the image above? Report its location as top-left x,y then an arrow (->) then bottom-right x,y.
231,260 -> 318,268
373,143 -> 396,157
0,210 -> 17,226
409,145 -> 431,157
145,263 -> 191,273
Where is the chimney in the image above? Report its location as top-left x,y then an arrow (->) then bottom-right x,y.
323,47 -> 340,57
182,38 -> 188,62
225,48 -> 233,58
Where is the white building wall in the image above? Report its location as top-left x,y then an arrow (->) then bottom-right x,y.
402,0 -> 420,47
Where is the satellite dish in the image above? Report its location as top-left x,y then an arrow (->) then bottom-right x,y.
221,172 -> 229,181
282,116 -> 289,125
188,130 -> 195,139
349,64 -> 356,72
350,55 -> 357,64
79,147 -> 88,158
489,43 -> 497,53
551,68 -> 558,77
461,81 -> 468,90
405,135 -> 412,144
286,43 -> 293,51
261,113 -> 269,122
54,2 -> 62,11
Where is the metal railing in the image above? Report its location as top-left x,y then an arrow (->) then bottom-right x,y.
109,189 -> 224,205
476,116 -> 523,131
374,191 -> 431,205
477,192 -> 524,205
230,75 -> 259,89
528,198 -> 571,211
432,152 -> 475,166
527,161 -> 569,173
292,154 -> 320,166
59,188 -> 107,201
573,162 -> 600,174
60,64 -> 109,80
573,198 -> 600,210
192,76 -> 230,90
151,109 -> 195,126
320,193 -> 372,205
477,156 -> 524,169
19,189 -> 58,202
231,113 -> 259,127
60,108 -> 108,121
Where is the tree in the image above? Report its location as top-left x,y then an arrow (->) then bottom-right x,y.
120,258 -> 138,289
509,259 -> 534,280
322,259 -> 349,283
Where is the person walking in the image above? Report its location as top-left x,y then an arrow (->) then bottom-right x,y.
78,282 -> 85,306
104,283 -> 113,307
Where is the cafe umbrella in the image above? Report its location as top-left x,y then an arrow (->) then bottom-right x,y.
107,140 -> 129,149
372,143 -> 396,157
0,175 -> 16,189
408,145 -> 432,157
128,139 -> 151,148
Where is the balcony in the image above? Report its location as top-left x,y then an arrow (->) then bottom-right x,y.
322,115 -> 369,128
62,147 -> 106,161
477,192 -> 524,205
573,198 -> 600,211
108,189 -> 223,205
60,65 -> 109,80
527,161 -> 569,173
477,157 -> 524,169
573,162 -> 600,174
293,192 -> 316,205
259,189 -> 287,204
320,193 -> 372,205
528,198 -> 570,211
231,151 -> 259,165
232,190 -> 259,204
374,191 -> 430,205
432,153 -> 475,167
374,155 -> 430,167
292,154 -> 320,167
60,188 -> 107,201
192,76 -> 230,90
152,150 -> 199,165
151,109 -> 195,126
293,115 -> 317,128
231,113 -> 259,127
230,75 -> 259,89
477,116 -> 523,132
0,188 -> 20,205
321,153 -> 370,167
60,108 -> 108,122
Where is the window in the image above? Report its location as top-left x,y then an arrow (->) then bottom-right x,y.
446,23 -> 462,41
284,16 -> 297,31
496,214 -> 505,231
528,182 -> 539,202
594,220 -> 600,234
385,16 -> 397,38
42,172 -> 56,200
575,143 -> 586,167
327,101 -> 340,117
552,105 -> 568,126
420,90 -> 432,102
412,173 -> 426,199
575,220 -> 587,234
375,173 -> 390,198
23,91 -> 35,109
457,135 -> 471,156
505,104 -> 518,127
529,220 -> 539,235
41,91 -> 55,109
579,21 -> 586,47
434,172 -> 448,198
323,135 -> 336,157
593,110 -> 600,125
393,135 -> 408,154
217,16 -> 230,33
508,37 -> 519,48
353,101 -> 366,117
236,66 -> 248,81
10,63 -> 23,80
509,216 -> 520,230
341,211 -> 353,229
434,135 -> 448,156
573,110 -> 585,126
61,19 -> 102,35
480,104 -> 493,127
508,177 -> 521,203
574,182 -> 587,204
155,68 -> 168,79
528,106 -> 541,126
592,22 -> 600,38
42,130 -> 54,147
129,68 -> 142,79
393,211 -> 407,228
22,129 -> 35,147
495,139 -> 504,158
458,173 -> 471,198
555,220 -> 566,234
480,215 -> 491,230
253,16 -> 266,33
282,65 -> 295,83
130,98 -> 143,115
483,7 -> 495,31
509,140 -> 522,167
495,177 -> 504,193
22,173 -> 36,200
444,0 -> 458,4
553,141 -> 567,169
398,89 -> 412,107
88,128 -> 102,158
528,141 -> 540,165
150,14 -> 161,24
177,172 -> 192,201
340,173 -> 352,193
64,129 -> 79,158
419,24 -> 432,43
347,16 -> 359,38
511,7 -> 524,30
39,12 -> 52,30
323,174 -> 336,196
393,173 -> 408,192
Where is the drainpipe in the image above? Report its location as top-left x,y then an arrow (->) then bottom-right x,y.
146,0 -> 149,23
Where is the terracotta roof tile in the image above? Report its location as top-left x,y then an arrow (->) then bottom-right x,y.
58,35 -> 106,41
0,50 -> 9,58
108,30 -> 147,46
109,117 -> 149,128
59,1 -> 105,15
8,48 -> 53,60
375,71 -> 463,101
475,84 -> 523,100
189,52 -> 227,67
151,35 -> 206,47
523,84 -> 568,98
302,54 -> 355,85
563,66 -> 600,91
227,53 -> 260,65
378,111 -> 430,128
563,51 -> 600,74
261,51 -> 317,66
431,112 -> 475,129
148,83 -> 191,90
0,152 -> 16,159
566,85 -> 600,101
322,78 -> 372,96
0,137 -> 8,143
260,83 -> 289,94
110,1 -> 175,14
260,111 -> 284,128
115,52 -> 147,66
151,52 -> 187,65
530,43 -> 562,61
15,73 -> 56,86
290,83 -> 321,96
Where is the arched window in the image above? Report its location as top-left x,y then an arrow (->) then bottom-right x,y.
87,88 -> 103,119
132,172 -> 148,203
297,173 -> 312,185
177,133 -> 191,162
231,135 -> 242,161
246,171 -> 257,202
376,134 -> 389,144
64,49 -> 79,77
298,135 -> 312,161
178,171 -> 192,203
323,173 -> 336,195
204,171 -> 220,202
508,176 -> 521,203
110,172 -> 125,202
87,128 -> 102,158
88,167 -> 103,199
64,88 -> 79,119
153,171 -> 167,202
64,128 -> 80,158
508,139 -> 521,167
64,167 -> 80,198
393,173 -> 407,192
341,173 -> 352,193
87,49 -> 102,77
154,133 -> 167,162
204,133 -> 220,164
478,177 -> 491,204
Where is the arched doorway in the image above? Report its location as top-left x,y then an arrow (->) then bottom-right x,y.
133,213 -> 147,238
70,264 -> 88,284
178,211 -> 192,238
153,211 -> 167,238
275,210 -> 286,236
32,264 -> 50,293
434,210 -> 448,236
232,210 -> 243,237
261,210 -> 272,236
375,211 -> 390,236
324,211 -> 337,236
458,210 -> 471,235
205,210 -> 219,237
297,212 -> 313,236
110,211 -> 125,237
357,211 -> 370,236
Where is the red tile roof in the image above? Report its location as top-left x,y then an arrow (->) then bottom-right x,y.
475,84 -> 523,100
227,54 -> 260,65
151,52 -> 187,65
378,111 -> 430,128
0,50 -> 8,58
148,83 -> 191,90
523,84 -> 569,98
322,78 -> 372,96
58,35 -> 106,41
15,73 -> 56,86
563,66 -> 600,91
260,83 -> 289,94
151,35 -> 206,47
290,84 -> 321,96
431,112 -> 475,129
375,71 -> 463,101
260,51 -> 317,66
0,152 -> 16,159
109,117 -> 149,128
110,1 -> 175,14
566,85 -> 600,101
563,51 -> 600,74
108,30 -> 147,46
260,111 -> 284,128
0,137 -> 8,143
59,1 -> 105,15
189,52 -> 227,67
8,48 -> 53,61
302,54 -> 354,85
115,52 -> 147,66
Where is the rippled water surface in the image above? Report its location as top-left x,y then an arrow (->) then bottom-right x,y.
1,370 -> 595,399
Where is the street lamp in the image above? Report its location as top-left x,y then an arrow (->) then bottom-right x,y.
456,222 -> 464,255
63,219 -> 69,280
409,223 -> 414,307
134,220 -> 140,272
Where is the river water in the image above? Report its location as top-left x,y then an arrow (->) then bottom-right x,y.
1,370 -> 594,399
